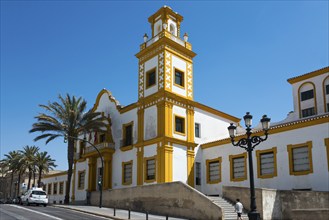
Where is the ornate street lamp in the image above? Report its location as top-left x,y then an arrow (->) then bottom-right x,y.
227,112 -> 271,220
64,133 -> 104,208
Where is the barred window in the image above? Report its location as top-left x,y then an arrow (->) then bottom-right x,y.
53,182 -> 57,195
78,171 -> 85,189
195,123 -> 201,138
47,184 -> 52,195
174,69 -> 184,87
123,162 -> 132,184
288,142 -> 313,175
59,182 -> 64,194
256,148 -> 278,179
292,146 -> 310,172
146,159 -> 156,181
175,116 -> 185,134
229,153 -> 247,182
208,160 -> 220,182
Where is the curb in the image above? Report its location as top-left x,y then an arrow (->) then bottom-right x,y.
54,205 -> 125,220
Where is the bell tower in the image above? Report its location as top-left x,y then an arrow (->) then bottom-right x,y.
135,6 -> 196,101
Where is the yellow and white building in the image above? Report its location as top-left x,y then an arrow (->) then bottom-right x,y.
41,6 -> 329,204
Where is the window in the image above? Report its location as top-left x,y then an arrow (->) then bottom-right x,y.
53,182 -> 58,195
47,184 -> 52,195
287,141 -> 313,175
301,107 -> 315,118
325,84 -> 329,95
195,123 -> 201,138
229,153 -> 247,182
195,162 -> 201,185
78,171 -> 85,189
146,69 -> 156,88
206,158 -> 222,184
175,116 -> 185,134
301,89 -> 314,101
42,184 -> 46,191
174,69 -> 184,87
122,122 -> 133,147
99,133 -> 106,143
144,157 -> 156,182
256,148 -> 277,179
59,182 -> 64,194
122,161 -> 133,185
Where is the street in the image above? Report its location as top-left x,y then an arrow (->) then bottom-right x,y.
0,204 -> 109,220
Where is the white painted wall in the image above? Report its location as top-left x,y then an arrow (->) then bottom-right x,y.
194,108 -> 233,144
144,105 -> 157,140
41,173 -> 67,204
144,56 -> 159,97
74,161 -> 88,201
171,55 -> 187,97
168,18 -> 177,36
202,122 -> 329,195
153,19 -> 162,36
172,144 -> 187,183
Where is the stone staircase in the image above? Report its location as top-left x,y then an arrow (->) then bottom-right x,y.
207,196 -> 248,220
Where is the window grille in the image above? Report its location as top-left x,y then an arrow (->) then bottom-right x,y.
292,146 -> 310,172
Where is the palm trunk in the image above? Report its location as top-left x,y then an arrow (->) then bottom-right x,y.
38,167 -> 42,187
28,168 -> 32,190
64,139 -> 74,204
17,172 -> 21,196
10,172 -> 14,199
33,167 -> 36,187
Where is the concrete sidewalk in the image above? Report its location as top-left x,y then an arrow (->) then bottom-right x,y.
54,205 -> 188,220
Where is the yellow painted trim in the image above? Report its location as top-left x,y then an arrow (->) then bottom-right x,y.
145,67 -> 157,89
256,147 -> 278,179
187,109 -> 195,143
137,147 -> 144,185
187,149 -> 195,187
165,102 -> 173,137
103,153 -> 113,189
148,7 -> 183,25
87,158 -> 96,191
229,152 -> 247,182
83,147 -> 115,158
122,160 -> 133,185
323,76 -> 329,112
173,67 -> 185,89
144,155 -> 157,183
164,51 -> 172,92
287,67 -> 329,84
77,170 -> 86,190
192,101 -> 240,123
202,115 -> 329,149
120,145 -> 133,152
325,138 -> 329,171
174,114 -> 186,136
59,181 -> 64,195
206,157 -> 222,184
157,102 -> 165,138
287,141 -> 313,176
298,81 -> 317,118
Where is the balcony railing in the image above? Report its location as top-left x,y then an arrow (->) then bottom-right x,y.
85,142 -> 115,154
140,30 -> 192,51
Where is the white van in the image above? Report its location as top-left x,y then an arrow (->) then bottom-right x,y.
20,187 -> 48,207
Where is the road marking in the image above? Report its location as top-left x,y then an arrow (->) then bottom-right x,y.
0,206 -> 29,220
9,205 -> 64,220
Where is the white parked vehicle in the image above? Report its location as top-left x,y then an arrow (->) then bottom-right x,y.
20,187 -> 48,207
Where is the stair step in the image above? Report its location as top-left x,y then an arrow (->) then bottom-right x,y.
207,196 -> 248,220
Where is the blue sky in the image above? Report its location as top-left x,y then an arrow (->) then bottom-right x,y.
1,1 -> 328,170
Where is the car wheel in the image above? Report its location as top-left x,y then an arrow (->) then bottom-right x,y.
43,204 -> 47,207
36,204 -> 39,206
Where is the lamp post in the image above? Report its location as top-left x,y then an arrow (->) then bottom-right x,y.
64,134 -> 104,208
227,112 -> 270,220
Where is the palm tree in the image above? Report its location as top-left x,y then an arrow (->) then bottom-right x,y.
20,146 -> 39,190
1,151 -> 22,198
30,94 -> 107,204
35,151 -> 57,187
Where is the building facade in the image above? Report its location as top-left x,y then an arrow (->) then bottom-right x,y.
40,7 -> 329,204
